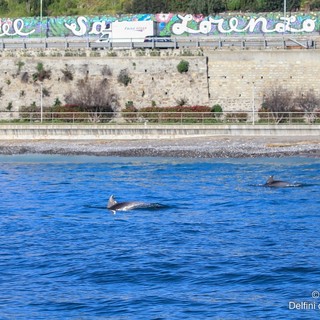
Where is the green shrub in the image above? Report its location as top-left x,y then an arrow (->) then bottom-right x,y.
212,104 -> 223,113
122,102 -> 138,122
315,109 -> 320,122
177,60 -> 189,73
175,97 -> 188,107
21,72 -> 29,83
150,50 -> 160,57
101,65 -> 112,77
42,87 -> 50,97
107,51 -> 117,57
6,102 -> 13,111
50,104 -> 86,122
16,60 -> 25,74
0,0 -> 8,13
139,105 -> 212,123
212,104 -> 223,120
51,104 -> 83,112
225,112 -> 248,123
61,64 -> 74,81
117,69 -> 132,86
33,62 -> 51,82
258,107 -> 271,123
53,98 -> 62,108
19,102 -> 39,120
125,101 -> 134,108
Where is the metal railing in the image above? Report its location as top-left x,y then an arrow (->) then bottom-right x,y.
0,111 -> 319,125
0,35 -> 318,51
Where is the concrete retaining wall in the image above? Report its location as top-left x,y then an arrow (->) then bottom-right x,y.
205,50 -> 320,111
0,124 -> 319,140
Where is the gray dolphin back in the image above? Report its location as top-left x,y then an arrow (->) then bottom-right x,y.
107,195 -> 117,209
265,175 -> 291,187
107,195 -> 165,213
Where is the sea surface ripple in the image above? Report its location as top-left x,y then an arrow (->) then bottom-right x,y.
0,155 -> 319,319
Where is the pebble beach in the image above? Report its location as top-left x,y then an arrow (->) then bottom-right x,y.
0,136 -> 320,158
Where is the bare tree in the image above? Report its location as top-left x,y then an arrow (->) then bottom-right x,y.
262,86 -> 293,124
65,78 -> 119,122
293,89 -> 320,123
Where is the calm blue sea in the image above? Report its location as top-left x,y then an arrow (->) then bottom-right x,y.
0,155 -> 319,320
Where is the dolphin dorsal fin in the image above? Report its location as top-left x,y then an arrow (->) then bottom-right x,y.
267,176 -> 274,184
107,195 -> 117,209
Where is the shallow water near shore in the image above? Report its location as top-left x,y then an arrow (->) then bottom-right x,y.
1,155 -> 319,319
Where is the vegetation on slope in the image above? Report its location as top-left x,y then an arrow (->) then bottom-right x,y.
0,0 -> 319,18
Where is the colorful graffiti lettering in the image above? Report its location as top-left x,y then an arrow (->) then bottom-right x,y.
171,13 -> 317,35
64,16 -> 113,36
0,13 -> 318,38
0,18 -> 35,37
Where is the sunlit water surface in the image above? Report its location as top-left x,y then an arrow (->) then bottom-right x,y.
0,155 -> 319,319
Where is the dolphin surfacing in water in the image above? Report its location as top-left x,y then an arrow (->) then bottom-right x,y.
107,195 -> 164,214
264,175 -> 296,188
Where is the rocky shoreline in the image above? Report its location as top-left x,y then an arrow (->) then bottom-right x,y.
0,136 -> 320,158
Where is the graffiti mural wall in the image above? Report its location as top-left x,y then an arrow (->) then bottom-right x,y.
0,12 -> 319,38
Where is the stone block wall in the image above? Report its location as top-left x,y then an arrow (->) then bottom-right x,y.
0,48 -> 320,115
0,50 -> 209,114
206,50 -> 320,112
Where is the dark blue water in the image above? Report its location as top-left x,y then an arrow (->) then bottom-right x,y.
0,155 -> 319,320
